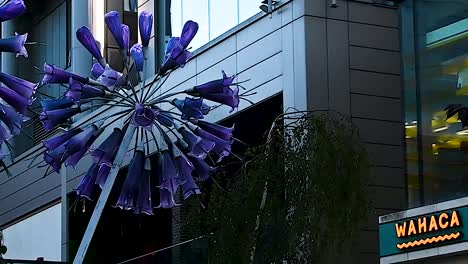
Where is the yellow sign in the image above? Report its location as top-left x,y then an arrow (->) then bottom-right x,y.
394,210 -> 462,249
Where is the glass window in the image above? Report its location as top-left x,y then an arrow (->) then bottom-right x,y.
2,204 -> 61,261
403,0 -> 468,206
170,0 -> 260,51
182,0 -> 209,50
210,0 -> 238,40
239,0 -> 261,22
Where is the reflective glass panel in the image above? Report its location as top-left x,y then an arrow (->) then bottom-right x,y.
403,0 -> 468,205
210,0 -> 238,40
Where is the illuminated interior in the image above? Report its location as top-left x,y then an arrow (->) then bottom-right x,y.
404,0 -> 468,207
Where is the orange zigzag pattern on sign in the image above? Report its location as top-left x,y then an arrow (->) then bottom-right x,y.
396,232 -> 461,249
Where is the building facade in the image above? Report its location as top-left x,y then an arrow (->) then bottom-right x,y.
0,0 -> 442,263
379,0 -> 468,263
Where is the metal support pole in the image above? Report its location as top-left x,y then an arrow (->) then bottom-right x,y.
61,165 -> 69,262
73,124 -> 137,264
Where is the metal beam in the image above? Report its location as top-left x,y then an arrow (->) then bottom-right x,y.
73,124 -> 137,264
61,165 -> 69,262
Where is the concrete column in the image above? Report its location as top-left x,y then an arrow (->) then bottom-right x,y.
61,166 -> 69,262
71,0 -> 92,75
64,0 -> 92,261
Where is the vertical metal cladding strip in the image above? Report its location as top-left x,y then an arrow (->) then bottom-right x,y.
73,124 -> 137,264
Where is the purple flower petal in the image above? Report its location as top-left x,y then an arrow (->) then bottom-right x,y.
66,79 -> 105,103
64,124 -> 100,155
171,143 -> 194,184
43,129 -> 82,152
192,87 -> 239,112
0,0 -> 26,22
75,163 -> 99,201
181,173 -> 201,200
115,149 -> 146,211
0,32 -> 27,57
172,97 -> 210,120
130,44 -> 144,72
160,37 -> 193,74
0,72 -> 37,98
95,163 -> 111,189
40,107 -> 81,131
91,63 -> 105,79
43,144 -> 67,173
178,127 -> 215,159
159,150 -> 178,183
157,187 -> 179,209
121,24 -> 130,51
0,84 -> 32,114
105,11 -> 125,50
76,26 -> 103,61
155,150 -> 180,209
139,11 -> 153,47
97,65 -> 126,90
180,20 -> 199,49
132,104 -> 155,128
42,63 -> 88,85
65,132 -> 99,168
188,156 -> 216,181
170,142 -> 199,199
90,127 -> 122,165
194,128 -> 232,162
134,158 -> 154,215
193,120 -> 234,141
194,70 -> 235,94
0,103 -> 23,135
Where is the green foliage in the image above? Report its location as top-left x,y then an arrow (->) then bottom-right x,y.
0,230 -> 5,259
193,112 -> 369,263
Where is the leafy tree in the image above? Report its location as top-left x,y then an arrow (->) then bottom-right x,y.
0,229 -> 6,264
188,111 -> 370,263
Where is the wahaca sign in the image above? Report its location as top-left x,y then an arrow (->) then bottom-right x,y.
379,208 -> 468,257
394,210 -> 461,249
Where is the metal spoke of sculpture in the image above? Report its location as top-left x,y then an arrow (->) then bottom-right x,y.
0,1 -> 250,262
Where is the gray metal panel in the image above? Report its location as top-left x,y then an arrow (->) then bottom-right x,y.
365,143 -> 404,168
354,118 -> 403,145
196,35 -> 237,73
365,208 -> 400,231
326,0 -> 348,20
350,46 -> 401,75
369,166 -> 405,188
349,22 -> 400,51
281,22 -> 296,110
350,70 -> 402,98
351,94 -> 402,122
305,16 -> 328,110
0,185 -> 60,227
237,30 -> 282,73
292,0 -> 326,19
370,186 -> 406,210
236,10 -> 282,50
0,168 -> 60,216
327,19 -> 350,115
348,1 -> 399,28
291,17 -> 308,110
